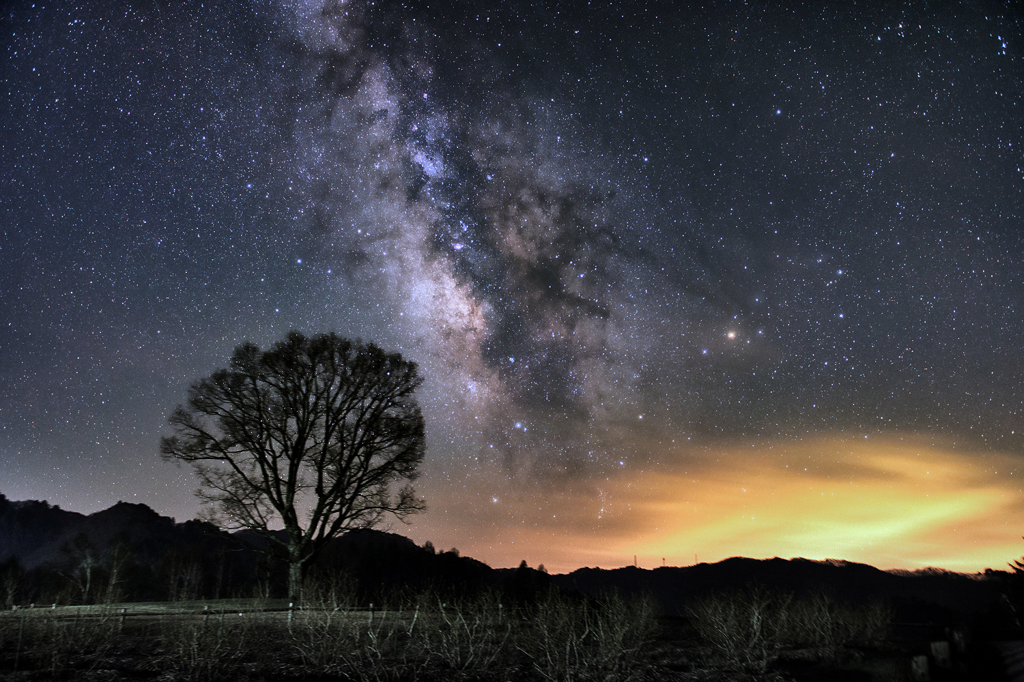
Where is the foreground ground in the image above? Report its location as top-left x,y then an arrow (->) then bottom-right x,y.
0,594 -> 1017,681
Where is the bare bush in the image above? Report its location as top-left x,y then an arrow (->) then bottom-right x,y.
346,606 -> 419,682
784,593 -> 892,652
290,580 -> 418,682
166,557 -> 204,604
0,559 -> 22,610
291,577 -> 362,674
519,589 -> 656,682
289,583 -> 655,682
291,602 -> 358,673
688,587 -> 790,673
299,570 -> 358,610
160,609 -> 254,682
418,591 -> 511,673
855,599 -> 894,645
0,584 -> 660,681
689,587 -> 894,672
25,606 -> 122,677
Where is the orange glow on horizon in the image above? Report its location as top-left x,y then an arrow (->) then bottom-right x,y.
409,435 -> 1024,574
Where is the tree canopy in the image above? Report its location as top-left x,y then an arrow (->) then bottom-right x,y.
161,331 -> 426,598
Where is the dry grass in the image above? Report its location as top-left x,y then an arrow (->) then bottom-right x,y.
0,584 -> 900,681
160,610 -> 260,682
687,587 -> 893,673
3,604 -> 123,678
416,592 -> 511,673
687,587 -> 787,673
518,589 -> 657,682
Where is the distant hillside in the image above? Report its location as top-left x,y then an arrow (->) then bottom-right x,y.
0,494 -> 497,603
553,557 -> 1004,619
0,494 -> 225,571
0,493 -> 1011,618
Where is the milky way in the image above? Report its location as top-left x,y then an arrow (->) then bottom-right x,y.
2,0 -> 1022,571
277,0 -> 733,478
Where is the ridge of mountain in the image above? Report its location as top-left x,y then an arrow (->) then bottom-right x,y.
0,494 -> 227,571
552,556 -> 997,615
0,493 -> 1007,616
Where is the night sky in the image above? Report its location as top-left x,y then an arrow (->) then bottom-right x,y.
3,1 -> 1023,574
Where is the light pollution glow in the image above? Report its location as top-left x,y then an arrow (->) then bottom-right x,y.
406,435 -> 1023,575
4,2 -> 1023,583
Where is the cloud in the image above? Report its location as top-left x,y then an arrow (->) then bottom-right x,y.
409,434 -> 1024,573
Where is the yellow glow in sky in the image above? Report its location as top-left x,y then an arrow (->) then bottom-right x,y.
410,434 -> 1023,574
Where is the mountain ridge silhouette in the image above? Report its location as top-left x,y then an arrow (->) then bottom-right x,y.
0,493 -> 1007,616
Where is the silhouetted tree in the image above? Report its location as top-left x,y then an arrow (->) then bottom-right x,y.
161,331 -> 426,599
1006,538 -> 1024,631
60,532 -> 99,603
1011,538 -> 1024,574
0,557 -> 24,609
103,539 -> 133,604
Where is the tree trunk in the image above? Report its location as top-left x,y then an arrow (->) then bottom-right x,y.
288,557 -> 303,603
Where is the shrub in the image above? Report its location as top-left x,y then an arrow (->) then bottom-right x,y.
160,608 -> 255,682
418,591 -> 511,673
688,587 -> 894,672
290,575 -> 419,681
783,592 -> 892,653
688,586 -> 789,673
19,605 -> 122,678
519,589 -> 657,682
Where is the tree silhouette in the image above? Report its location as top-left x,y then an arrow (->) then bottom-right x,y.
161,331 -> 426,599
1012,537 -> 1024,574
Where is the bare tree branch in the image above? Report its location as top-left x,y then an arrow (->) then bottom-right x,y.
161,331 -> 426,599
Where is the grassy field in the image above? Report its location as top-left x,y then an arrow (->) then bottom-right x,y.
0,587 -> 987,681
0,590 -> 659,681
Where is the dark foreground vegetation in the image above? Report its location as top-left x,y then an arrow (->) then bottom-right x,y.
1,576 -> 1019,682
0,584 -> 656,682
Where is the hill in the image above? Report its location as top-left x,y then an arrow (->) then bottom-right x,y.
0,493 -> 1011,620
0,493 -> 494,603
552,557 -> 1000,620
0,494 -> 222,572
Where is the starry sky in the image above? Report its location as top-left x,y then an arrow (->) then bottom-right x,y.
2,1 -> 1023,574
